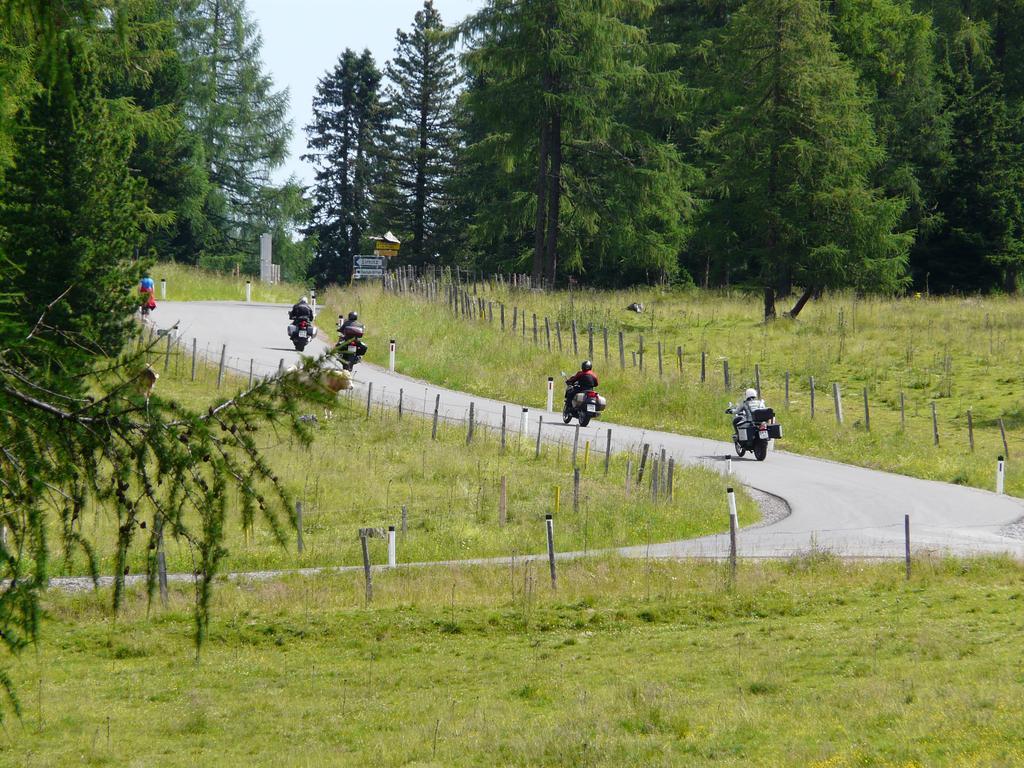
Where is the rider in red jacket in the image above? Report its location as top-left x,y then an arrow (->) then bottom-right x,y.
565,360 -> 598,409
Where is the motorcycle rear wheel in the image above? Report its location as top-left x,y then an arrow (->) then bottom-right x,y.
579,413 -> 592,427
753,439 -> 768,461
293,340 -> 307,351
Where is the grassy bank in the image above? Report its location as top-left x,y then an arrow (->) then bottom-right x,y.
320,279 -> 1024,496
149,262 -> 306,304
9,555 -> 1024,766
54,333 -> 754,579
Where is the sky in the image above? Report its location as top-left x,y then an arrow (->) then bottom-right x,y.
247,0 -> 484,187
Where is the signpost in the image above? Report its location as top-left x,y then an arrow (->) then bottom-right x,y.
353,255 -> 386,280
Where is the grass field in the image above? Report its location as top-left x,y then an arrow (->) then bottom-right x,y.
315,278 -> 1024,498
7,555 -> 1024,766
52,332 -> 755,580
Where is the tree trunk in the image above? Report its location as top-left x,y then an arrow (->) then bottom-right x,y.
764,286 -> 776,321
532,119 -> 549,284
544,107 -> 562,287
788,285 -> 815,319
413,85 -> 429,265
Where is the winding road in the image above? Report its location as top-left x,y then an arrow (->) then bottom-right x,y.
156,300 -> 1024,563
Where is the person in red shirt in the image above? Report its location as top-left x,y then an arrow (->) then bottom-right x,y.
565,360 -> 598,410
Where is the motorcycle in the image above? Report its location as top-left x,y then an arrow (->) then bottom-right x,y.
561,376 -> 607,427
287,318 -> 317,351
335,322 -> 366,371
726,404 -> 782,461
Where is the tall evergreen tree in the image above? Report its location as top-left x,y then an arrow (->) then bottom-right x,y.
462,0 -> 695,285
383,0 -> 461,266
700,0 -> 911,318
175,0 -> 293,266
303,49 -> 389,285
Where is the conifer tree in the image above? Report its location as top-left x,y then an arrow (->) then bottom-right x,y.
462,0 -> 694,285
175,0 -> 293,265
304,49 -> 389,285
701,0 -> 911,318
383,0 -> 461,266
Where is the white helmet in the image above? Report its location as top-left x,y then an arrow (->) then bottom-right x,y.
299,296 -> 308,304
744,388 -> 758,400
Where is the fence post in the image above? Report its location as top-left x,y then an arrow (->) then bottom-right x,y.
398,388 -> 404,419
603,326 -> 609,363
637,443 -> 650,483
163,333 -> 172,372
863,387 -> 870,431
431,394 -> 440,440
638,335 -> 645,371
401,504 -> 408,534
248,359 -> 254,388
899,391 -> 906,430
501,405 -> 507,452
677,346 -> 683,375
657,341 -> 663,377
588,324 -> 594,358
785,371 -> 790,408
545,514 -> 557,589
545,317 -> 551,351
533,314 -> 539,346
999,417 -> 1010,458
499,476 -> 507,526
605,429 -> 612,476
571,320 -> 579,356
728,488 -> 738,582
366,382 -> 373,418
573,468 -> 580,513
556,321 -> 563,352
723,359 -> 730,390
967,408 -> 974,452
667,458 -> 674,501
296,501 -> 304,554
217,344 -> 226,389
572,425 -> 580,467
360,532 -> 373,604
931,402 -> 939,446
832,382 -> 843,425
466,402 -> 475,444
618,331 -> 625,370
754,364 -> 761,396
535,416 -> 543,458
904,514 -> 911,581
809,376 -> 816,418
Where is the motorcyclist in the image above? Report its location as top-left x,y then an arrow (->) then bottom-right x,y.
139,276 -> 156,313
289,296 -> 314,323
565,360 -> 599,410
337,311 -> 367,357
728,388 -> 765,426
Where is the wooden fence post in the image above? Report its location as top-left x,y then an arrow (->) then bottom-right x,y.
810,376 -> 816,418
360,533 -> 373,604
862,387 -> 870,431
431,394 -> 440,440
999,417 -> 1010,458
467,402 -> 475,444
217,344 -> 227,389
499,476 -> 507,526
931,402 -> 939,446
637,443 -> 650,483
295,501 -> 304,554
605,429 -> 612,476
967,408 -> 974,452
571,320 -> 579,356
832,383 -> 844,425
618,331 -> 625,370
191,337 -> 197,382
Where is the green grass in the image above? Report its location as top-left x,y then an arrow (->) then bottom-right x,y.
9,555 -> 1024,766
53,334 -> 755,579
152,262 -> 308,304
318,279 -> 1024,497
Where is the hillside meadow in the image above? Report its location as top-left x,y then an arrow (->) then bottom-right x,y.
6,555 -> 1024,766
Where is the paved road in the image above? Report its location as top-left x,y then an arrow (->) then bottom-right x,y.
157,300 -> 1024,562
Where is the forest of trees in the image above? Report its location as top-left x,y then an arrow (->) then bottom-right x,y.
4,0 -> 1024,303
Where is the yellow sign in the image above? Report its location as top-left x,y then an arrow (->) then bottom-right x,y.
374,243 -> 400,257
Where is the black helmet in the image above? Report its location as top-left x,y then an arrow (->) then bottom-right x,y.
347,311 -> 358,322
581,360 -> 593,371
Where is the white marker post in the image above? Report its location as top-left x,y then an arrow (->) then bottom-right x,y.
727,457 -> 733,475
727,485 -> 738,524
160,278 -> 166,300
389,339 -> 396,372
387,525 -> 396,567
520,407 -> 528,444
311,289 -> 317,315
727,487 -> 738,579
997,455 -> 1006,495
245,280 -> 251,303
546,377 -> 554,412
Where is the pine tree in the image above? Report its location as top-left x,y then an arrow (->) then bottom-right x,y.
303,49 -> 389,285
462,0 -> 695,285
175,0 -> 292,265
701,0 -> 911,319
383,0 -> 461,266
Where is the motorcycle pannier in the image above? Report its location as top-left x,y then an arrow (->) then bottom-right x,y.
767,424 -> 782,439
751,407 -> 775,422
737,427 -> 749,442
